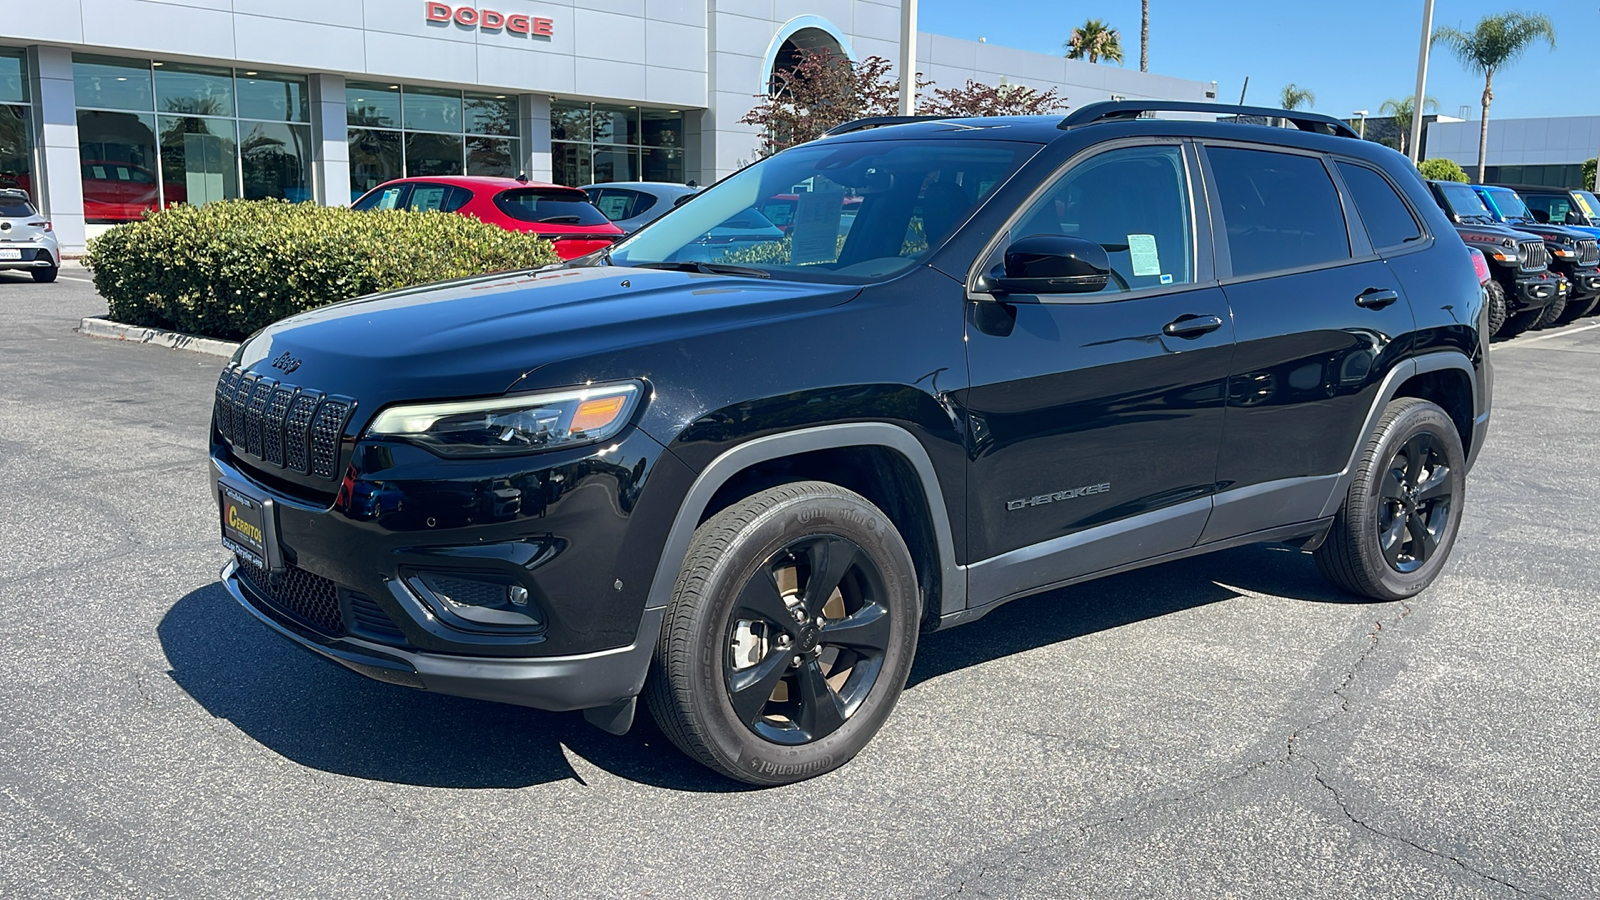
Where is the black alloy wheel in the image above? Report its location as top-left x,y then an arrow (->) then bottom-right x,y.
724,534 -> 890,745
1315,398 -> 1467,600
647,481 -> 919,785
1374,432 -> 1453,574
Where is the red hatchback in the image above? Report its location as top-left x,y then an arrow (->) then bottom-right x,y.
351,176 -> 623,260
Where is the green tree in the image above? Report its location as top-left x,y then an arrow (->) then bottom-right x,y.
1378,95 -> 1439,157
1418,158 -> 1470,183
1584,158 -> 1596,191
1280,84 -> 1315,111
1065,19 -> 1124,65
1432,12 -> 1556,181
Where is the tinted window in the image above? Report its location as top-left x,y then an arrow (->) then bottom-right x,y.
1435,181 -> 1491,220
1521,191 -> 1576,225
1011,144 -> 1195,293
593,188 -> 644,221
1337,162 -> 1423,251
407,182 -> 452,212
443,186 -> 471,212
352,184 -> 409,211
494,189 -> 612,226
1208,147 -> 1350,277
0,196 -> 36,217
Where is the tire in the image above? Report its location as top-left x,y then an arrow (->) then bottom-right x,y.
31,265 -> 57,284
1555,295 -> 1598,325
1534,290 -> 1567,329
1483,280 -> 1507,336
1314,398 -> 1467,601
1498,307 -> 1543,339
646,481 -> 920,785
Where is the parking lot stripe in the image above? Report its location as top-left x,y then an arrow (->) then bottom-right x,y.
1498,321 -> 1600,348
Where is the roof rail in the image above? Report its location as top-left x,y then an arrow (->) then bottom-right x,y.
824,115 -> 952,137
1059,100 -> 1361,139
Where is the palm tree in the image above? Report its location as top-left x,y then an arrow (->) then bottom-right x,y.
1140,1 -> 1149,72
1065,19 -> 1124,65
1378,95 -> 1439,156
1433,12 -> 1556,181
1280,84 -> 1315,111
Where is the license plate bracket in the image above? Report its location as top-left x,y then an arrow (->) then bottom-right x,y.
219,479 -> 279,571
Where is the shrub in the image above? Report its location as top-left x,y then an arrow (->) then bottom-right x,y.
84,200 -> 561,340
1418,158 -> 1470,183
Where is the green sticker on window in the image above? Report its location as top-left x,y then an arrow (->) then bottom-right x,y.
1128,234 -> 1161,277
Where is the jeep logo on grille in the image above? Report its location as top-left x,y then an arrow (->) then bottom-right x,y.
271,351 -> 302,374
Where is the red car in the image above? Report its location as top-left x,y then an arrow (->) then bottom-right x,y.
351,176 -> 622,260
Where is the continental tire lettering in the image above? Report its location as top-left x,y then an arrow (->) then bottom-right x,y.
1006,482 -> 1111,511
741,753 -> 835,778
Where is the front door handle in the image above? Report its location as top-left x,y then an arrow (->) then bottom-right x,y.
1355,288 -> 1400,309
1162,314 -> 1225,338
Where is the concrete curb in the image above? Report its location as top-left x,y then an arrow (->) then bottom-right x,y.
78,317 -> 239,358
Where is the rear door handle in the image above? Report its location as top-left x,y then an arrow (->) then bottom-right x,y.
1162,314 -> 1225,338
1355,288 -> 1400,309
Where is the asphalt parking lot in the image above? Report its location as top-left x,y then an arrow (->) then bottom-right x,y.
2,269 -> 1597,899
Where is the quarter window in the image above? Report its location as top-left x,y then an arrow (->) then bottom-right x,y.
1208,147 -> 1351,277
1011,144 -> 1195,293
1336,162 -> 1423,251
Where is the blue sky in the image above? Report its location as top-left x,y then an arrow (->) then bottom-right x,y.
918,0 -> 1589,122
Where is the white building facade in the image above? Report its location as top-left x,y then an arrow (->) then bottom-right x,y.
1426,115 -> 1600,187
1,1 -> 1214,253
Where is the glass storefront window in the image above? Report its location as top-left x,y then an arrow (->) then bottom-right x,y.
241,122 -> 312,201
347,82 -> 401,128
158,115 -> 239,207
155,63 -> 233,117
552,142 -> 592,188
0,105 -> 33,200
464,93 -> 516,136
466,136 -> 516,177
405,132 -> 464,177
0,49 -> 27,104
237,72 -> 309,123
77,109 -> 159,223
550,102 -> 685,187
74,55 -> 154,112
348,129 -> 402,199
403,86 -> 461,133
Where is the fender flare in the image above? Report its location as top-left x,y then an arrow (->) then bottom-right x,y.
642,423 -> 964,622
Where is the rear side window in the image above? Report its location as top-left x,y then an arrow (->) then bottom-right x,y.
493,189 -> 612,226
593,189 -> 655,221
1336,162 -> 1423,251
1208,146 -> 1351,277
0,196 -> 35,217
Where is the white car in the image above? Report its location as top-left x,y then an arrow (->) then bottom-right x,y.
0,189 -> 59,283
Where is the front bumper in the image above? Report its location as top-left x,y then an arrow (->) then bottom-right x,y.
223,557 -> 663,711
1510,272 -> 1558,311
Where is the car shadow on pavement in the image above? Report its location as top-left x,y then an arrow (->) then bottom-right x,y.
160,544 -> 1370,792
159,583 -> 744,793
907,543 -> 1377,689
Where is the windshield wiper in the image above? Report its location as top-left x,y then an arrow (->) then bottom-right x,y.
630,261 -> 771,278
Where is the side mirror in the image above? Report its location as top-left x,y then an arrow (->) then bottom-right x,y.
1566,212 -> 1585,226
989,234 -> 1112,295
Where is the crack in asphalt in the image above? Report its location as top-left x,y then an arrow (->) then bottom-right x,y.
935,596 -> 1545,899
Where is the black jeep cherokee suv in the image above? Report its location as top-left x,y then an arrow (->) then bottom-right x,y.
1424,179 -> 1557,337
210,101 -> 1490,785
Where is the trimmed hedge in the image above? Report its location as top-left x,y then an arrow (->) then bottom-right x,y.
1418,158 -> 1470,184
84,200 -> 561,340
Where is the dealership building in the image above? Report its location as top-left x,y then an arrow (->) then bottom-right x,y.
3,1 -> 1214,253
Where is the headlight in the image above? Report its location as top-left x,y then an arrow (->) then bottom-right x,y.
366,381 -> 643,456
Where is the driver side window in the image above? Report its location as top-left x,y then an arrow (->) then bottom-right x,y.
1012,145 -> 1195,293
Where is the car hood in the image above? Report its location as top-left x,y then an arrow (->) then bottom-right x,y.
1503,222 -> 1591,244
234,266 -> 858,409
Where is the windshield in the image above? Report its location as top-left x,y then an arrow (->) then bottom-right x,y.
607,139 -> 1038,282
1438,182 -> 1493,220
1486,188 -> 1533,221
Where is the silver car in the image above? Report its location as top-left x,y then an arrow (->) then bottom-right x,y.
582,181 -> 698,234
0,189 -> 59,283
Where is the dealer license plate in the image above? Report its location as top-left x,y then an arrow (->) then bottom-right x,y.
220,483 -> 270,569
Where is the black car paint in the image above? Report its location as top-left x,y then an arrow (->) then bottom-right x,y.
211,113 -> 1488,718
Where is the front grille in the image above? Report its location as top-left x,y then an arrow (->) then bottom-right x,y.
235,555 -> 345,636
212,365 -> 354,480
1579,239 -> 1599,266
1520,240 -> 1548,271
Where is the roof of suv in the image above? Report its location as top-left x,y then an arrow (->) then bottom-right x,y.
378,175 -> 581,194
